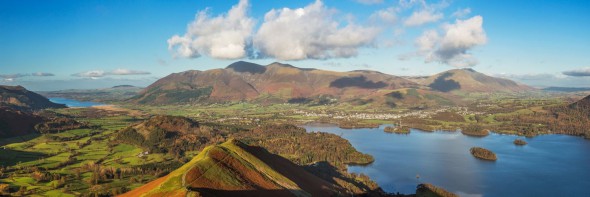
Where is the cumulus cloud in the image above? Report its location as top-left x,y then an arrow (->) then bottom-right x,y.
414,15 -> 487,67
404,9 -> 443,26
452,8 -> 471,18
72,69 -> 150,79
355,0 -> 384,5
72,70 -> 106,78
371,7 -> 398,24
109,69 -> 150,75
32,72 -> 55,77
494,73 -> 557,80
167,0 -> 254,59
0,72 -> 56,82
562,67 -> 590,77
399,0 -> 428,9
0,73 -> 28,79
253,0 -> 380,60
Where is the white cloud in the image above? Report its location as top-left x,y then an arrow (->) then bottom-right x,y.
399,0 -> 428,9
452,8 -> 471,18
109,69 -> 150,75
355,0 -> 384,5
0,73 -> 28,79
72,70 -> 106,78
167,0 -> 254,59
562,67 -> 590,77
0,73 -> 28,82
253,0 -> 380,60
72,69 -> 150,78
494,73 -> 557,80
0,72 -> 55,82
371,7 -> 398,24
414,15 -> 487,67
31,72 -> 55,77
491,72 -> 590,88
416,29 -> 439,52
404,9 -> 443,26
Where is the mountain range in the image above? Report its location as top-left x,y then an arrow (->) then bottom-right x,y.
130,61 -> 533,105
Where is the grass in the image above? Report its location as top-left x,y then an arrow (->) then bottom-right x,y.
44,189 -> 76,197
0,112 -> 166,195
137,140 -> 301,196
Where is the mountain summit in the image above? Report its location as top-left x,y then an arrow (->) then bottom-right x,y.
131,61 -> 418,104
131,62 -> 532,104
120,139 -> 346,197
409,68 -> 533,92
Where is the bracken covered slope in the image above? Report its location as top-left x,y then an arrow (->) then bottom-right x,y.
131,61 -> 420,104
408,68 -> 533,93
0,85 -> 66,110
0,107 -> 43,138
120,139 -> 347,197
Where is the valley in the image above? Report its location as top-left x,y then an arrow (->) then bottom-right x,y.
1,61 -> 589,197
3,1 -> 589,196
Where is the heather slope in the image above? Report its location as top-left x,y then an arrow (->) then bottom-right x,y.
409,68 -> 533,93
131,61 -> 419,104
0,107 -> 43,138
0,85 -> 65,110
120,139 -> 345,197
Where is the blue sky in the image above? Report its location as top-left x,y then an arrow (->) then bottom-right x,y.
1,0 -> 589,90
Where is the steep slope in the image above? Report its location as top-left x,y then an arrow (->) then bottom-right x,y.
0,85 -> 66,110
410,68 -> 533,93
120,139 -> 346,197
131,61 -> 419,104
0,107 -> 43,138
116,115 -> 218,154
569,94 -> 590,111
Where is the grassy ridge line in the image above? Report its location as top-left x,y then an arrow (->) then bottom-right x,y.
181,146 -> 230,189
136,146 -> 214,197
221,140 -> 307,196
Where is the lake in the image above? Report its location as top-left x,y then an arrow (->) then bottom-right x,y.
49,97 -> 104,107
302,124 -> 590,197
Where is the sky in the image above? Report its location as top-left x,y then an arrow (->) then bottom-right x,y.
1,0 -> 590,90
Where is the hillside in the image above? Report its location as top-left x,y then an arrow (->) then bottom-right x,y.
408,68 -> 533,93
120,139 -> 347,197
0,85 -> 66,110
569,94 -> 590,112
116,115 -> 218,154
131,61 -> 420,104
0,107 -> 43,138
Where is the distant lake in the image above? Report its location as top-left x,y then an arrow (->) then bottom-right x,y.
302,124 -> 590,197
49,97 -> 104,107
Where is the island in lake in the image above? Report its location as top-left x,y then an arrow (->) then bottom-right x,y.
384,126 -> 410,134
469,147 -> 497,161
461,124 -> 489,137
514,139 -> 528,145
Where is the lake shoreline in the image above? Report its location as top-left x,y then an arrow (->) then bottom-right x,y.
301,123 -> 590,196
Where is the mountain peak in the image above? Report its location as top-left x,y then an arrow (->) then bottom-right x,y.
226,61 -> 265,74
268,62 -> 296,68
120,139 -> 343,197
416,68 -> 533,93
462,68 -> 477,72
569,94 -> 590,110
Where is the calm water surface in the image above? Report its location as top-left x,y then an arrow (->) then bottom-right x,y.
302,124 -> 590,197
49,97 -> 104,107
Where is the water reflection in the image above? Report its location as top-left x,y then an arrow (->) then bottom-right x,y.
302,124 -> 590,196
